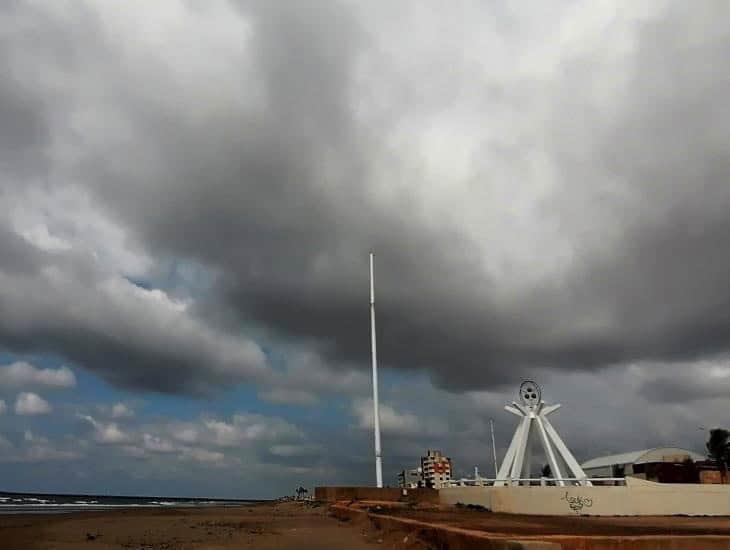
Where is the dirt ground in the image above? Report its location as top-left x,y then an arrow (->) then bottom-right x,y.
0,501 -> 418,550
365,502 -> 730,536
3,500 -> 730,549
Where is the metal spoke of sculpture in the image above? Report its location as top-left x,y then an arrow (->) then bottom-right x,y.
495,381 -> 590,487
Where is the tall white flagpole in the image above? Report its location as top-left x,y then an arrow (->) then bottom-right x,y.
490,418 -> 498,478
369,253 -> 383,487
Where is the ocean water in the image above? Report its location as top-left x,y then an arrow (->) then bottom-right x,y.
0,492 -> 263,514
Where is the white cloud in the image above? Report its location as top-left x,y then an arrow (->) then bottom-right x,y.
20,224 -> 72,252
133,413 -> 310,470
8,184 -> 152,278
142,433 -> 175,453
78,414 -> 130,444
202,413 -> 302,448
258,388 -> 319,406
0,362 -> 76,389
171,424 -> 199,444
15,392 -> 51,415
182,447 -> 225,464
259,349 -> 370,406
354,399 -> 420,435
204,419 -> 243,447
71,411 -> 306,472
26,444 -> 80,462
269,443 -> 322,457
111,402 -> 134,418
14,431 -> 81,462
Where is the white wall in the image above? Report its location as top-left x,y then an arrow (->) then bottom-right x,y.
439,478 -> 730,516
439,486 -> 492,508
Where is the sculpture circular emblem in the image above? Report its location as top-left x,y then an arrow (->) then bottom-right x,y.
519,380 -> 541,406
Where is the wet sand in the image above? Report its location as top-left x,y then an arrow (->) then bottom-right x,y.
0,501 -> 408,549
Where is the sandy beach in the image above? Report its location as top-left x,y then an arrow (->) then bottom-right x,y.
5,499 -> 730,549
0,501 -> 403,550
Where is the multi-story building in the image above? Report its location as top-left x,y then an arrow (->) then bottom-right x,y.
421,449 -> 453,489
397,467 -> 423,488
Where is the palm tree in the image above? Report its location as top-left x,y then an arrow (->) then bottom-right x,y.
706,428 -> 730,479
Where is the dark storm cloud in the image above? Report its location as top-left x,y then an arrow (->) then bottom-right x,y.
520,2 -> 730,370
0,79 -> 47,170
633,359 -> 730,403
0,222 -> 267,394
0,223 -> 43,275
640,373 -> 730,403
2,0 -> 730,395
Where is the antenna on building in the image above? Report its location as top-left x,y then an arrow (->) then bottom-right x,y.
369,253 -> 383,488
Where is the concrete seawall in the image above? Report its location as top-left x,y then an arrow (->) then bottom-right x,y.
440,477 -> 730,516
317,479 -> 730,516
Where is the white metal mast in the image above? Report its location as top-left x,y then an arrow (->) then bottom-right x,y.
369,253 -> 383,487
490,418 -> 498,478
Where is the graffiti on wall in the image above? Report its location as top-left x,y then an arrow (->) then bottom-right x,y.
561,491 -> 594,513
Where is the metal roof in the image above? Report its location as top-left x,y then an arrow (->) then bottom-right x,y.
581,447 -> 705,470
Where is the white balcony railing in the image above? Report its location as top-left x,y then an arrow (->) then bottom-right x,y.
444,477 -> 627,487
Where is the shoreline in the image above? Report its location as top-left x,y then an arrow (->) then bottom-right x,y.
0,490 -> 272,517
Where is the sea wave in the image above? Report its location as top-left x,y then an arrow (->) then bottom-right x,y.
0,492 -> 261,515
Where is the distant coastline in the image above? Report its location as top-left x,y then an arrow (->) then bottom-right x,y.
0,491 -> 268,514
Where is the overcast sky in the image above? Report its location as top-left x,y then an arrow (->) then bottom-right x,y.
0,0 -> 729,498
